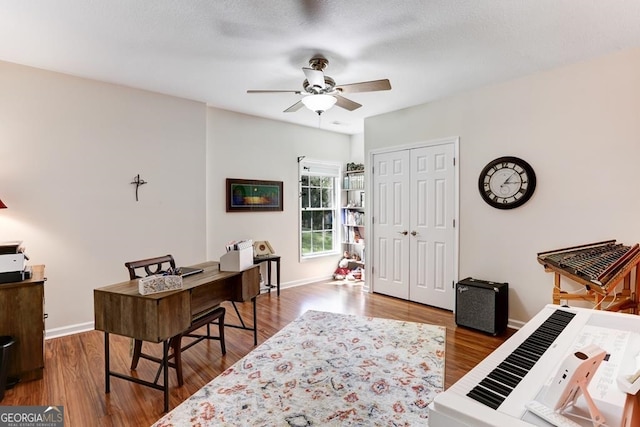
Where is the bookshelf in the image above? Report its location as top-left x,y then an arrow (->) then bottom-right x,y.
341,169 -> 365,277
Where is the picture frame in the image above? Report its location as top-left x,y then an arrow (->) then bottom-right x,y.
226,178 -> 283,212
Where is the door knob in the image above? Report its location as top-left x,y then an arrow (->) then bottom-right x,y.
411,231 -> 418,236
398,230 -> 408,235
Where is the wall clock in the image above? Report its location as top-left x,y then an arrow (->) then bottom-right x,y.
478,156 -> 536,209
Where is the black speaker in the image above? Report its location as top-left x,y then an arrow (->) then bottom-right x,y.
455,277 -> 508,335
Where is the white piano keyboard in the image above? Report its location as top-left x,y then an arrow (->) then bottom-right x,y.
429,304 -> 640,427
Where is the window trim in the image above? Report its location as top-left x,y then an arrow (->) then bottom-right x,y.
298,159 -> 341,260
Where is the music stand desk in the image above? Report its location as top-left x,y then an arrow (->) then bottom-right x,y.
253,254 -> 281,296
94,261 -> 260,412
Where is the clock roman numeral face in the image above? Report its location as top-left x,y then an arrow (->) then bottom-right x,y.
478,157 -> 536,210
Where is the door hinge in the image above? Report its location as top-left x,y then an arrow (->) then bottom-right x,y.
452,280 -> 455,289
453,157 -> 456,166
453,218 -> 456,228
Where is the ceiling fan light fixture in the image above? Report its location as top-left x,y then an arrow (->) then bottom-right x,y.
301,94 -> 336,114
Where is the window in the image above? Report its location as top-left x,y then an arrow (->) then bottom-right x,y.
299,159 -> 341,258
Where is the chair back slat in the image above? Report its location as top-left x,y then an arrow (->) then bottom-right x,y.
125,255 -> 176,280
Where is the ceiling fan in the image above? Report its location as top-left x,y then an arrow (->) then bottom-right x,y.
247,57 -> 391,115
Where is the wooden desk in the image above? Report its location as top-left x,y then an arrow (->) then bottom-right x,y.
253,255 -> 281,296
0,265 -> 45,382
94,261 -> 259,412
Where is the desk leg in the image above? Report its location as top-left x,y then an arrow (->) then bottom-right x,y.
228,301 -> 258,346
163,340 -> 169,413
252,297 -> 257,346
267,261 -> 272,293
104,332 -> 110,393
276,259 -> 280,296
101,332 -> 170,412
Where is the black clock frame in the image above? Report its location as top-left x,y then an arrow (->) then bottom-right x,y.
478,156 -> 536,210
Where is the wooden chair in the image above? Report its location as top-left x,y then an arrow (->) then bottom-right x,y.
125,255 -> 226,386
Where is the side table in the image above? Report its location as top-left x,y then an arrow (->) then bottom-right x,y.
253,255 -> 281,296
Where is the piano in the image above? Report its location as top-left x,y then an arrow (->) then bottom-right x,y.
429,304 -> 640,426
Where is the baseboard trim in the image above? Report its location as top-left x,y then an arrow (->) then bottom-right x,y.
46,321 -> 94,340
280,275 -> 334,289
507,318 -> 525,330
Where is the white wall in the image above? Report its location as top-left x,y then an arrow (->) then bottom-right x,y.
365,48 -> 640,324
0,61 -> 207,335
350,133 -> 365,164
206,108 -> 352,286
12,46 -> 632,333
0,61 -> 355,336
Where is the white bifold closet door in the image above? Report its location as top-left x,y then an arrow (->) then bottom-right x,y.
372,142 -> 456,310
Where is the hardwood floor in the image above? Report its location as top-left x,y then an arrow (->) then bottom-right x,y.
1,280 -> 515,426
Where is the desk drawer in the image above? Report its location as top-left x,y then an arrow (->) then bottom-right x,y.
94,290 -> 190,342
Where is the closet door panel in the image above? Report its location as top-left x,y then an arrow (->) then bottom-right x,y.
372,150 -> 410,299
410,145 -> 455,310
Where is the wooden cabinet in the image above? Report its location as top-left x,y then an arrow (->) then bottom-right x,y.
0,265 -> 45,381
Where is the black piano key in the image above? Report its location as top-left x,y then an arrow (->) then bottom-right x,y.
513,345 -> 543,360
520,340 -> 549,360
467,309 -> 576,410
510,349 -> 538,366
529,331 -> 557,345
467,386 -> 504,410
533,325 -> 559,338
497,360 -> 528,379
489,367 -> 520,388
520,339 -> 552,355
545,311 -> 570,322
527,334 -> 553,349
544,317 -> 571,331
512,351 -> 540,368
524,334 -> 553,349
539,328 -> 565,341
479,377 -> 513,398
538,322 -> 565,334
552,311 -> 576,322
505,353 -> 535,371
531,328 -> 558,341
525,328 -> 563,348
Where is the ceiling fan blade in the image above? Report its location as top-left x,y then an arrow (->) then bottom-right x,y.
334,95 -> 362,111
303,67 -> 325,91
247,90 -> 302,94
283,100 -> 304,113
336,79 -> 391,94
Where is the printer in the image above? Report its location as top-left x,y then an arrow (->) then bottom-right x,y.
0,241 -> 31,283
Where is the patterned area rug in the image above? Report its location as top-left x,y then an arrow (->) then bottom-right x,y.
153,310 -> 445,426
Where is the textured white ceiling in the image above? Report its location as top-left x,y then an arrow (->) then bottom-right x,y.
2,1 -> 640,134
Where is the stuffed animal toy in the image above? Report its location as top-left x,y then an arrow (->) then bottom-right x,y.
333,252 -> 351,280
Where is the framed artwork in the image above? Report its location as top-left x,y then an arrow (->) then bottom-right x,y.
226,178 -> 283,212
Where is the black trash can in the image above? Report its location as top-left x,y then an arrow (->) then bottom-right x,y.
0,335 -> 16,402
